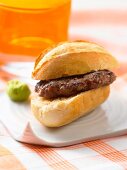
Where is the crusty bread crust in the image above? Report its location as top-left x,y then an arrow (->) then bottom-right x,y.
31,86 -> 110,127
32,41 -> 118,80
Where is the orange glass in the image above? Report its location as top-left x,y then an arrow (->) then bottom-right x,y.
0,0 -> 71,56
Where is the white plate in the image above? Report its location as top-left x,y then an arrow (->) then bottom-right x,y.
0,87 -> 127,147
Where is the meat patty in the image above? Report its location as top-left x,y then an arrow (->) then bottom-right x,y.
35,70 -> 116,99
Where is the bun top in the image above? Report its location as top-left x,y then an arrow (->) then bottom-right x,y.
32,40 -> 118,80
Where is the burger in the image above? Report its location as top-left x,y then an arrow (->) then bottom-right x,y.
31,40 -> 118,127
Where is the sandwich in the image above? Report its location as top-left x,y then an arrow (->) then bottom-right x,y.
31,40 -> 118,127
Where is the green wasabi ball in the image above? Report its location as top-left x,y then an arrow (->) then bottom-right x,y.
6,80 -> 31,102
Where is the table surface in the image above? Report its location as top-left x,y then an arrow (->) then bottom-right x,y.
1,0 -> 127,169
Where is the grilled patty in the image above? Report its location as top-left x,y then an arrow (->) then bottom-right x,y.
35,70 -> 116,99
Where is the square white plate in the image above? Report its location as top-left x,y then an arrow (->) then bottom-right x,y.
0,84 -> 127,147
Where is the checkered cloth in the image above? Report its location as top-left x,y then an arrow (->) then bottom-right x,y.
1,0 -> 127,169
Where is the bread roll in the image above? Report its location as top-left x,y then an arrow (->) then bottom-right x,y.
32,41 -> 118,80
31,40 -> 118,127
31,86 -> 110,127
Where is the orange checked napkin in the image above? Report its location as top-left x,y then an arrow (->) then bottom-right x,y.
1,0 -> 127,169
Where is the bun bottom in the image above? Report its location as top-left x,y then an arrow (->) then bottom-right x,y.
31,86 -> 110,127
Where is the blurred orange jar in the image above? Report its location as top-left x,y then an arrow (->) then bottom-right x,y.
0,0 -> 71,56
